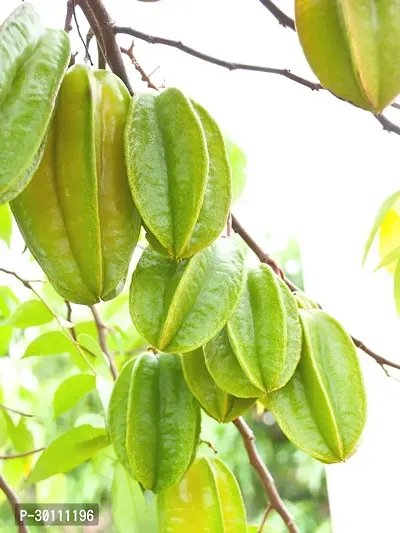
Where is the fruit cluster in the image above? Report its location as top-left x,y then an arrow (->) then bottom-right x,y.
0,3 -> 370,530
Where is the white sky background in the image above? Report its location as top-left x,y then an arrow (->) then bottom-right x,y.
2,1 -> 400,531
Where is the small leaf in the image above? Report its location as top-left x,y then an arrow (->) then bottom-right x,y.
8,300 -> 54,328
112,464 -> 157,533
23,331 -> 72,358
0,326 -> 12,357
0,205 -> 12,246
0,286 -> 18,322
27,425 -> 109,484
77,333 -> 103,358
53,374 -> 96,418
394,260 -> 400,315
363,191 -> 400,265
224,135 -> 247,202
374,245 -> 400,271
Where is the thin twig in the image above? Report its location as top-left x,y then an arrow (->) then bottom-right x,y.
65,301 -> 77,341
200,439 -> 218,454
0,268 -> 96,373
258,0 -> 295,30
0,474 -> 29,533
259,503 -> 273,532
72,0 -> 94,65
0,403 -> 35,418
90,305 -> 118,381
231,215 -> 400,374
114,26 -> 320,91
120,42 -> 160,90
78,0 -> 133,92
375,113 -> 400,135
64,0 -> 74,33
234,417 -> 299,533
0,448 -> 44,460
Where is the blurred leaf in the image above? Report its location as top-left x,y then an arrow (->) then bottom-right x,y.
0,286 -> 18,322
23,331 -> 72,358
224,135 -> 247,202
0,326 -> 12,356
77,333 -> 103,358
0,205 -> 12,246
377,198 -> 400,274
8,300 -> 54,328
75,413 -> 105,429
0,409 -> 8,449
36,474 -> 67,504
53,374 -> 96,418
11,418 -> 35,473
112,463 -> 157,533
75,322 -> 98,340
96,375 -> 114,413
375,245 -> 400,271
363,190 -> 400,265
394,260 -> 400,315
27,425 -> 109,484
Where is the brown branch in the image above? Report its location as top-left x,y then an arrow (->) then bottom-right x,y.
64,0 -> 74,33
259,503 -> 273,532
258,0 -> 295,31
234,417 -> 300,533
90,305 -> 118,381
231,214 -> 400,374
120,42 -> 160,90
0,448 -> 44,460
374,113 -> 400,135
114,26 -> 321,92
0,403 -> 35,418
0,474 -> 29,533
72,0 -> 93,65
77,0 -> 133,93
65,301 -> 77,341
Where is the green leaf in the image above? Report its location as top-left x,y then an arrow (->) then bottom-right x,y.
394,260 -> 400,315
77,333 -> 103,358
36,474 -> 67,504
374,244 -> 400,271
53,374 -> 96,418
27,425 -> 109,484
0,204 -> 12,246
8,300 -> 54,328
224,134 -> 247,202
112,464 -> 157,533
0,286 -> 18,322
0,326 -> 12,356
23,331 -> 72,358
23,330 -> 92,371
363,191 -> 400,265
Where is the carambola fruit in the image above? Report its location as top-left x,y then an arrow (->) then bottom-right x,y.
295,0 -> 400,113
206,265 -> 302,396
157,456 -> 247,533
124,87 -> 231,259
262,309 -> 367,463
0,3 -> 70,204
11,64 -> 141,305
108,352 -> 201,493
182,347 -> 256,423
129,238 -> 247,353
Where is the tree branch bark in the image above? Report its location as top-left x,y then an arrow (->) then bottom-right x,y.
90,305 -> 118,381
114,26 -> 320,91
258,0 -> 295,31
0,474 -> 28,533
234,417 -> 300,533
